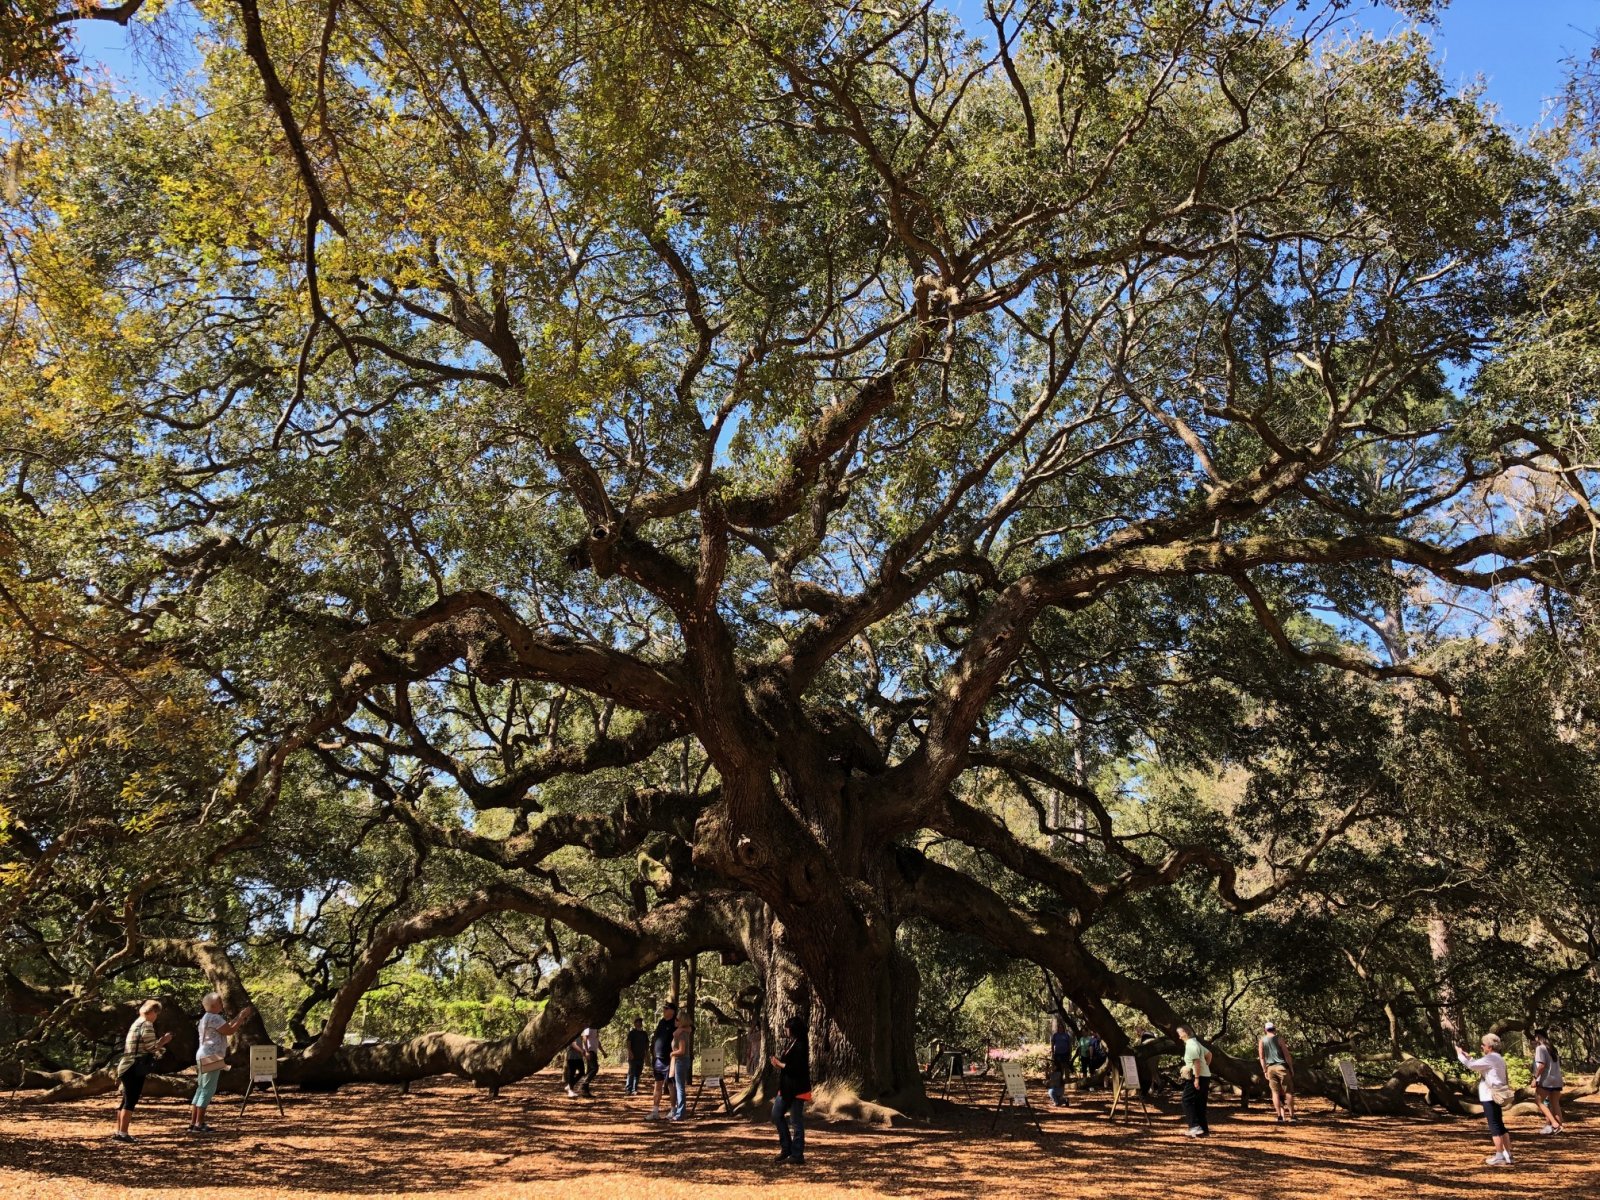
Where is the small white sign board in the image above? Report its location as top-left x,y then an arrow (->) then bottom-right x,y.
249,1044 -> 278,1082
1000,1059 -> 1027,1102
1119,1054 -> 1140,1086
696,1044 -> 726,1077
1337,1059 -> 1358,1092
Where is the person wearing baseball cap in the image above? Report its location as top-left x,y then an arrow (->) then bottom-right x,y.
1257,1020 -> 1296,1124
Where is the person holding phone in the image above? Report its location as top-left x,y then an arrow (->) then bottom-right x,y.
113,999 -> 172,1143
188,993 -> 254,1133
1457,1032 -> 1514,1166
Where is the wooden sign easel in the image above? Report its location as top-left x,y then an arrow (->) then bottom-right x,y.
1108,1054 -> 1152,1125
688,1044 -> 733,1115
989,1060 -> 1044,1136
240,1044 -> 285,1117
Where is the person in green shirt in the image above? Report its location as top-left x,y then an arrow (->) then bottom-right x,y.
1176,1024 -> 1212,1137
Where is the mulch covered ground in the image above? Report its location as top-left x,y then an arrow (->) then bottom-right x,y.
1,1072 -> 1592,1199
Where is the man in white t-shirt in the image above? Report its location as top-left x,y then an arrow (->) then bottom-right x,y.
580,1027 -> 604,1097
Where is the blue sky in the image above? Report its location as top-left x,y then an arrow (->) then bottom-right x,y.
1356,0 -> 1598,127
75,0 -> 1598,132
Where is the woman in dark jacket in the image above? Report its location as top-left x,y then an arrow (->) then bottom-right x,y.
769,1015 -> 811,1165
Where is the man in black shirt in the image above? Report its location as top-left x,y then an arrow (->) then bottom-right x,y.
647,1002 -> 678,1120
625,1017 -> 649,1096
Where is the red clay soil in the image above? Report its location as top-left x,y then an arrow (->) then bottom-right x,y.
1,1073 -> 1593,1200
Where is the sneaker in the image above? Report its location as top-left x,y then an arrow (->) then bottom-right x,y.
787,1156 -> 805,1166
1186,1126 -> 1204,1137
1484,1152 -> 1507,1166
112,1132 -> 136,1143
646,1110 -> 660,1121
773,1153 -> 790,1164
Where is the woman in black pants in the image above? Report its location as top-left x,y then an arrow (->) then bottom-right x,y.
770,1016 -> 811,1166
112,999 -> 172,1143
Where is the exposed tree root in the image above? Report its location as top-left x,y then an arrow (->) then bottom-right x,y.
806,1081 -> 908,1127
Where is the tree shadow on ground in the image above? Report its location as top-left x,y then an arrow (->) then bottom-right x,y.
1,1076 -> 1594,1199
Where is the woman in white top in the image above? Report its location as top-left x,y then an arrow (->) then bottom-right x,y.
1531,1028 -> 1565,1135
188,993 -> 253,1134
1455,1032 -> 1513,1166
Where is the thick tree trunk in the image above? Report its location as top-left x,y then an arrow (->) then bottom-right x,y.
1427,909 -> 1465,1048
733,902 -> 926,1122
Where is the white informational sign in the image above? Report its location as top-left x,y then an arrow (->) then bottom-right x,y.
1337,1059 -> 1359,1092
696,1044 -> 726,1078
1119,1054 -> 1140,1088
249,1044 -> 279,1082
1000,1059 -> 1027,1102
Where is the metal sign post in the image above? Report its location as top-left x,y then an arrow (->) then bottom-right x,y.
1108,1054 -> 1152,1126
989,1059 -> 1044,1136
240,1043 -> 285,1117
688,1044 -> 733,1115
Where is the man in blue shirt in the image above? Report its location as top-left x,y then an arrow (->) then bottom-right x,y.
1048,1018 -> 1074,1106
646,1002 -> 678,1120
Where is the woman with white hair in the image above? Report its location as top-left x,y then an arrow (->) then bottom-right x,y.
113,999 -> 172,1143
1455,1032 -> 1514,1166
188,993 -> 254,1134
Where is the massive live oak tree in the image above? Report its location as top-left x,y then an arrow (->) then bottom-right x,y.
3,0 -> 1597,1115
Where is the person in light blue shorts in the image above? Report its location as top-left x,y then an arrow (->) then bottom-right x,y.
189,993 -> 253,1134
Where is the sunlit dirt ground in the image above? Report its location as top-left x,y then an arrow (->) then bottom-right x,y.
1,1071 -> 1593,1198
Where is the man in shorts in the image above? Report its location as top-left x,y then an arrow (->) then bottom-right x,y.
647,1002 -> 678,1120
1257,1020 -> 1296,1123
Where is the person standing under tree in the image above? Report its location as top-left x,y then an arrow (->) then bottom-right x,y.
112,999 -> 172,1143
1456,1033 -> 1514,1167
669,1011 -> 694,1121
647,1001 -> 678,1120
1532,1028 -> 1565,1135
563,1031 -> 586,1099
1256,1020 -> 1296,1124
580,1026 -> 603,1098
770,1015 -> 811,1166
1177,1024 -> 1213,1138
187,994 -> 253,1134
1047,1017 -> 1073,1107
625,1017 -> 648,1097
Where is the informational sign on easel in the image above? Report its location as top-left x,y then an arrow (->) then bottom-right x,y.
1108,1054 -> 1151,1126
689,1043 -> 733,1116
1337,1058 -> 1360,1116
928,1050 -> 976,1101
240,1043 -> 285,1117
989,1059 -> 1043,1137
